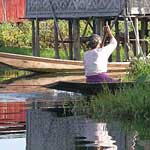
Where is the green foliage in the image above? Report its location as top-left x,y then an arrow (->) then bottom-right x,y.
126,57 -> 150,81
90,83 -> 150,120
0,20 -> 69,49
73,83 -> 150,121
121,119 -> 150,140
39,20 -> 69,49
0,20 -> 94,59
0,22 -> 32,48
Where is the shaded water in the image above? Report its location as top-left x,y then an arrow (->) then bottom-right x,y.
0,69 -> 150,150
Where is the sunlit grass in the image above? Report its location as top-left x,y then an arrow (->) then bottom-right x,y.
0,46 -> 72,59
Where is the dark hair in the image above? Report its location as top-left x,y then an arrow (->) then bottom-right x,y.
88,34 -> 102,49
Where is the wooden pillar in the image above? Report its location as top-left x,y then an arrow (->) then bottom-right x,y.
99,18 -> 104,36
68,19 -> 73,60
32,19 -> 36,56
35,18 -> 40,57
124,17 -> 129,60
93,18 -> 96,34
107,20 -> 112,62
93,17 -> 104,35
134,17 -> 140,56
115,21 -> 120,62
141,18 -> 148,56
93,17 -> 100,34
72,19 -> 80,60
54,21 -> 60,59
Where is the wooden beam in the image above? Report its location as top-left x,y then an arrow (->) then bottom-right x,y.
68,19 -> 73,60
134,17 -> 140,56
115,20 -> 120,62
35,18 -> 40,57
124,17 -> 130,60
82,18 -> 91,37
54,20 -> 60,59
32,19 -> 35,56
93,17 -> 104,35
72,19 -> 80,60
141,18 -> 148,55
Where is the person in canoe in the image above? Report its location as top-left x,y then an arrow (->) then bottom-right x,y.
83,25 -> 117,83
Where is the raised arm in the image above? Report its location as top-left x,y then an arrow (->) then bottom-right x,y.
102,25 -> 117,56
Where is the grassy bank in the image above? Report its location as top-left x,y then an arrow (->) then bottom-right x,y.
74,83 -> 150,121
91,83 -> 150,120
0,46 -> 68,59
125,57 -> 150,81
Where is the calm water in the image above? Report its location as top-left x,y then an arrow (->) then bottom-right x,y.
0,69 -> 150,150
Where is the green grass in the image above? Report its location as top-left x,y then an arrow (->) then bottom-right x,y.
126,57 -> 150,81
74,83 -> 150,121
91,83 -> 150,120
0,46 -> 71,59
0,47 -> 32,55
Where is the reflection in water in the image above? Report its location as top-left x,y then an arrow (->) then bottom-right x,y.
26,108 -> 150,150
0,134 -> 26,150
0,67 -> 30,82
27,109 -> 126,150
0,101 -> 26,135
0,89 -> 150,150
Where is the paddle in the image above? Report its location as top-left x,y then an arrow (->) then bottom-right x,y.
101,6 -> 125,46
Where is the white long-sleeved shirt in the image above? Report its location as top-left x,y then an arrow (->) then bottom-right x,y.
83,37 -> 117,76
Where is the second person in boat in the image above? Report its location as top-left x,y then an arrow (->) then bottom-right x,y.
83,25 -> 117,83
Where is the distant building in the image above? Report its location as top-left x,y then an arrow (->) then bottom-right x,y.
0,0 -> 26,23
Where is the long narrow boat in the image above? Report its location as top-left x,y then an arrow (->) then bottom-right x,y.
0,52 -> 130,78
45,81 -> 138,95
0,52 -> 84,72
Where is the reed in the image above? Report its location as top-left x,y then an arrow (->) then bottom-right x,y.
120,119 -> 150,140
73,83 -> 150,121
125,57 -> 150,81
90,83 -> 150,120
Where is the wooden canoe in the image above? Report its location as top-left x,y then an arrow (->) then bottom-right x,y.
0,52 -> 84,72
0,52 -> 130,79
44,81 -> 138,95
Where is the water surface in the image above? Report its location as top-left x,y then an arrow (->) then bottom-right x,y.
0,69 -> 149,150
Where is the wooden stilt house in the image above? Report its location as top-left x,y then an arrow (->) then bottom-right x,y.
25,0 -> 150,60
1,0 -> 149,61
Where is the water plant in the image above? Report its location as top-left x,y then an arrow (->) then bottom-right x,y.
73,83 -> 150,122
90,83 -> 150,120
125,56 -> 150,82
120,119 -> 150,140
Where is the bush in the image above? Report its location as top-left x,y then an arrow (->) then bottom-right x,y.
0,20 -> 72,49
0,22 -> 32,48
126,57 -> 150,81
78,83 -> 150,121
